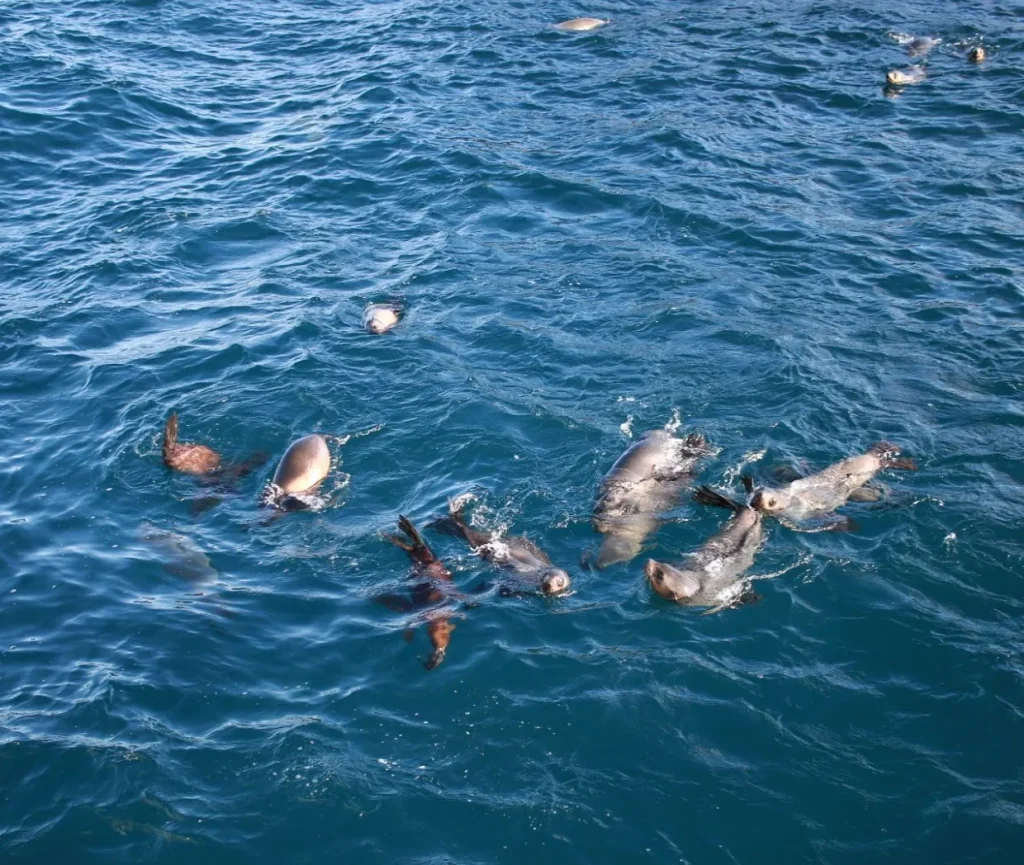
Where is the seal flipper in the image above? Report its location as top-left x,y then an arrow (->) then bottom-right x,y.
848,485 -> 884,503
221,451 -> 270,482
869,441 -> 918,471
428,515 -> 459,536
692,486 -> 743,512
736,588 -> 762,607
374,593 -> 415,613
393,515 -> 441,568
423,648 -> 446,671
163,413 -> 180,462
771,465 -> 805,484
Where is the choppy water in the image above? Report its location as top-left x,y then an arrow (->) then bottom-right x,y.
2,1 -> 1023,862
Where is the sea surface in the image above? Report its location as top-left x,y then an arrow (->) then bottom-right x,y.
2,1 -> 1023,863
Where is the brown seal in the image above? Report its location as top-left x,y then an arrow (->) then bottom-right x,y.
163,413 -> 221,475
376,516 -> 459,670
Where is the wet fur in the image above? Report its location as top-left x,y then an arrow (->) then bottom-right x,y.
163,413 -> 221,475
380,515 -> 456,670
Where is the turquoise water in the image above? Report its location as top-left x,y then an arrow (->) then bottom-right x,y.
2,1 -> 1023,862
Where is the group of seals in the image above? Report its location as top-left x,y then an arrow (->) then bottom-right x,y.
367,429 -> 917,667
885,32 -> 987,90
157,410 -> 918,668
596,432 -> 918,610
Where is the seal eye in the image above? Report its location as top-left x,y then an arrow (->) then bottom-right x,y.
768,498 -> 777,508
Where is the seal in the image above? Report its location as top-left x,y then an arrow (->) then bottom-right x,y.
748,441 -> 917,531
645,482 -> 764,610
967,46 -> 985,63
555,17 -> 608,32
591,429 -> 712,568
906,36 -> 940,56
376,516 -> 461,670
363,303 -> 402,335
163,413 -> 220,475
261,433 -> 332,510
139,523 -> 218,584
886,66 -> 926,86
440,498 -> 571,596
161,413 -> 268,491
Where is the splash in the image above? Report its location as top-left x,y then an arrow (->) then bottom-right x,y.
722,448 -> 766,487
664,408 -> 683,433
619,415 -> 633,438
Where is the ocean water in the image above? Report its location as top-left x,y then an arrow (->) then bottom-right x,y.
2,1 -> 1022,862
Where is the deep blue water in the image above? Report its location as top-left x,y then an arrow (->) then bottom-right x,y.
2,1 -> 1023,862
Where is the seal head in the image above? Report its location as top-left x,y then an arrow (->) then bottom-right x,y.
540,568 -> 572,596
748,486 -> 793,515
886,67 -> 926,86
363,304 -> 402,335
645,560 -> 701,603
967,46 -> 985,63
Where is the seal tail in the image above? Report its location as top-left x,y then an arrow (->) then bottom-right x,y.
163,412 -> 179,464
869,441 -> 918,471
693,485 -> 742,512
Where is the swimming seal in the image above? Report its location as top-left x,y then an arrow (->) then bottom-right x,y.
261,433 -> 332,510
439,498 -> 571,596
646,482 -> 764,611
967,46 -> 985,63
886,66 -> 926,86
591,429 -> 712,568
906,36 -> 940,56
555,17 -> 608,32
749,441 -> 917,531
363,303 -> 402,335
163,413 -> 220,475
161,413 -> 268,491
376,515 -> 459,670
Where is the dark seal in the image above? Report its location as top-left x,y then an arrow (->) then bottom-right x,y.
376,515 -> 458,670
